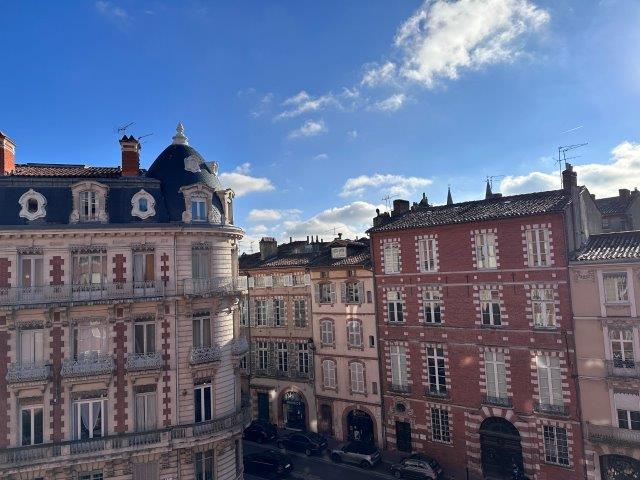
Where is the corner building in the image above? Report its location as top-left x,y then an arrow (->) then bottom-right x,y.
368,166 -> 601,480
0,126 -> 249,480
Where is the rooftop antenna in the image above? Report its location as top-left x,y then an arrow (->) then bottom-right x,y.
115,122 -> 135,136
382,193 -> 399,210
137,133 -> 154,145
487,175 -> 505,190
557,143 -> 588,186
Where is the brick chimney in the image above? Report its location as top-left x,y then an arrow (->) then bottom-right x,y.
0,131 -> 16,175
259,237 -> 278,261
119,135 -> 141,177
392,199 -> 410,216
619,188 -> 631,198
562,163 -> 578,192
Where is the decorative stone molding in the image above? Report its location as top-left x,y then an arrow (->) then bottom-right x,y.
184,155 -> 201,173
189,345 -> 222,365
18,189 -> 47,221
6,362 -> 51,384
179,183 -> 218,224
61,352 -> 115,378
573,269 -> 596,282
69,180 -> 109,223
125,352 -> 163,372
130,189 -> 156,220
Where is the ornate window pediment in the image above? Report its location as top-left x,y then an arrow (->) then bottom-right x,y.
179,183 -> 221,224
131,189 -> 156,220
18,189 -> 47,221
69,181 -> 108,224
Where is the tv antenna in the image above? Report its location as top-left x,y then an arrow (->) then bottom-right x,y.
486,175 -> 505,190
115,122 -> 135,136
382,194 -> 399,210
557,143 -> 587,185
137,133 -> 154,145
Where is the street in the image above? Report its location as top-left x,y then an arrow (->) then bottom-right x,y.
242,440 -> 396,480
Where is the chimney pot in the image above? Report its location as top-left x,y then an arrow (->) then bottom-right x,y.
619,188 -> 631,198
0,131 -> 16,175
562,163 -> 578,192
392,199 -> 410,216
119,135 -> 141,177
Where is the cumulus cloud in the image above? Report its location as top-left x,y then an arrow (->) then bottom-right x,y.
340,173 -> 433,198
248,209 -> 302,222
500,141 -> 640,198
373,93 -> 407,112
288,119 -> 327,139
219,163 -> 275,197
276,91 -> 338,120
361,61 -> 397,87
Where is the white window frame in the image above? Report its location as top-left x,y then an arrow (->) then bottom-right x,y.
20,405 -> 43,446
322,359 -> 337,389
532,288 -> 556,327
73,322 -> 108,358
475,233 -> 497,269
418,238 -> 437,272
255,299 -> 268,326
543,425 -> 569,466
194,383 -> 213,423
431,408 -> 451,443
320,320 -> 334,346
423,290 -> 442,324
19,329 -> 44,365
347,320 -> 363,348
297,343 -> 310,374
603,272 -> 629,303
191,249 -> 211,279
384,243 -> 400,274
133,251 -> 155,285
79,190 -> 99,222
19,255 -> 43,288
526,228 -> 551,267
195,450 -> 214,480
192,314 -> 211,348
537,355 -> 563,406
72,253 -> 107,286
257,341 -> 269,370
426,345 -> 446,395
345,282 -> 361,303
390,345 -> 408,387
134,391 -> 157,432
134,320 -> 156,354
277,342 -> 288,373
387,291 -> 404,323
190,195 -> 208,222
74,398 -> 105,440
350,362 -> 365,393
273,299 -> 285,326
294,299 -> 307,327
610,328 -> 635,367
484,351 -> 507,399
480,290 -> 501,326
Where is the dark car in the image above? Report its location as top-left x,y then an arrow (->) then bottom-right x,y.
243,450 -> 293,479
243,419 -> 278,444
390,454 -> 444,480
277,432 -> 328,456
330,441 -> 381,468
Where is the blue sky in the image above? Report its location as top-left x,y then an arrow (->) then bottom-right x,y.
1,1 -> 640,251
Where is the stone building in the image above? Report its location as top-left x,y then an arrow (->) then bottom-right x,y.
571,231 -> 640,480
367,165 -> 601,480
594,188 -> 640,233
0,125 -> 249,480
310,237 -> 383,447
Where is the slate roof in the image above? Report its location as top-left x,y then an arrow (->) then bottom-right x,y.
9,164 -> 123,178
595,195 -> 635,215
312,239 -> 371,268
368,189 -> 572,233
573,231 -> 640,262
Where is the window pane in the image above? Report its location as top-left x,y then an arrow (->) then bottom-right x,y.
195,389 -> 202,423
34,408 -> 43,444
203,386 -> 212,421
21,409 -> 31,446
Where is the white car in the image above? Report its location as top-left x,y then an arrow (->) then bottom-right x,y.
330,441 -> 381,468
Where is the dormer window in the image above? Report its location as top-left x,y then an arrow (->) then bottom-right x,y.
18,189 -> 47,221
139,198 -> 148,213
180,183 -> 219,224
27,199 -> 38,214
131,189 -> 156,220
191,196 -> 207,221
80,191 -> 98,221
70,181 -> 108,224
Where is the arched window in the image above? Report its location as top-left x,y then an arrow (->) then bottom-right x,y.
347,320 -> 362,348
322,359 -> 336,389
320,320 -> 334,346
349,362 -> 365,393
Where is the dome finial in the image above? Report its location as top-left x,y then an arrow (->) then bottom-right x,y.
172,122 -> 189,145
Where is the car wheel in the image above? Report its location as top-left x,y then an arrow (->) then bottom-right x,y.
331,453 -> 342,463
393,470 -> 402,479
360,460 -> 371,469
305,448 -> 312,456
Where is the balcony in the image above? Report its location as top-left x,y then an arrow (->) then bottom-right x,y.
389,384 -> 412,395
125,352 -> 164,372
425,387 -> 450,400
483,395 -> 513,408
6,362 -> 51,384
61,353 -> 115,378
605,360 -> 640,379
0,281 -> 167,307
189,345 -> 222,365
231,336 -> 249,356
534,402 -> 568,416
182,276 -> 248,297
587,423 -> 640,447
252,368 -> 313,381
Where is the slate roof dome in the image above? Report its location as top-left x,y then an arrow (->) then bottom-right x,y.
146,123 -> 224,222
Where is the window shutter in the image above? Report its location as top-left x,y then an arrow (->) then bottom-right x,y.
265,275 -> 273,288
497,361 -> 507,397
249,302 -> 256,327
330,283 -> 336,304
551,361 -> 562,405
314,284 -> 321,304
248,277 -> 254,288
266,301 -> 274,327
304,274 -> 311,285
340,283 -> 347,303
284,274 -> 293,287
282,299 -> 288,326
357,282 -> 364,304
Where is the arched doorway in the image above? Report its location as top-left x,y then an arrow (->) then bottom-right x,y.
600,454 -> 640,480
480,417 -> 524,479
281,391 -> 306,430
347,409 -> 374,444
319,404 -> 333,436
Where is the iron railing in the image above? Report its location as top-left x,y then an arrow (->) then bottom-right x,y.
483,395 -> 513,408
61,353 -> 115,378
534,402 -> 568,416
605,360 -> 640,379
231,336 -> 249,356
189,345 -> 222,365
183,276 -> 248,296
389,384 -> 412,394
587,423 -> 640,446
6,362 -> 51,384
125,352 -> 164,372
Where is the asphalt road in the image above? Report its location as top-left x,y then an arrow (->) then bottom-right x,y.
243,440 -> 396,480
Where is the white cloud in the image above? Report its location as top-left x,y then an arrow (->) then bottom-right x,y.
500,141 -> 640,198
219,163 -> 275,197
314,153 -> 329,160
276,91 -> 338,120
393,0 -> 550,88
361,61 -> 397,87
288,119 -> 327,139
248,209 -> 302,222
95,1 -> 130,26
373,93 -> 407,112
340,173 -> 433,198
347,130 -> 358,139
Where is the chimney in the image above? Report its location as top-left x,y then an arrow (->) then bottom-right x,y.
446,186 -> 453,205
119,135 -> 141,177
392,199 -> 410,216
259,237 -> 278,261
485,180 -> 492,199
0,131 -> 16,175
619,188 -> 631,198
562,163 -> 578,192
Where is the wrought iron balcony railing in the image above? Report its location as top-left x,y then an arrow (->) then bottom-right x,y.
61,353 -> 115,378
424,387 -> 449,399
231,336 -> 249,356
534,402 -> 568,416
483,395 -> 513,408
125,352 -> 164,372
189,345 -> 222,365
587,423 -> 640,447
389,384 -> 412,394
182,276 -> 248,296
605,360 -> 640,379
6,362 -> 51,384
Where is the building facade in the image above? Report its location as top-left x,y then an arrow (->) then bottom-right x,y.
594,188 -> 640,233
368,166 -> 601,480
310,238 -> 383,447
571,231 -> 640,480
0,126 -> 249,480
239,238 -> 320,432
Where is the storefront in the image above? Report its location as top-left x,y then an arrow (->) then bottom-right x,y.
282,391 -> 306,430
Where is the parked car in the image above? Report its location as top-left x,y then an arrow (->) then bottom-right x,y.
243,419 -> 278,444
277,431 -> 328,456
243,450 -> 293,479
390,453 -> 444,480
330,441 -> 381,468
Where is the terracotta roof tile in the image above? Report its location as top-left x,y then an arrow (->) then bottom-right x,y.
10,164 -> 123,178
574,231 -> 640,262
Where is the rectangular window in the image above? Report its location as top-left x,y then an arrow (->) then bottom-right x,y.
195,450 -> 214,480
72,253 -> 107,286
133,252 -> 155,284
133,463 -> 159,480
618,409 -> 640,431
347,321 -> 363,348
526,228 -> 551,267
192,314 -> 211,348
239,299 -> 248,327
297,343 -> 309,374
418,238 -> 437,272
323,360 -> 336,388
20,329 -> 44,364
73,323 -> 107,358
345,282 -> 361,303
257,341 -> 269,370
20,405 -> 43,446
134,391 -> 156,432
319,283 -> 333,303
320,320 -> 334,346
475,233 -> 497,269
194,383 -> 213,423
80,191 -> 98,221
431,408 -> 450,443
532,288 -> 556,327
74,398 -> 104,440
191,198 -> 207,222
294,299 -> 307,327
384,243 -> 400,274
610,329 -> 635,368
255,299 -> 268,326
390,345 -> 408,388
427,346 -> 446,395
350,363 -> 365,393
480,290 -> 501,326
292,273 -> 306,286
604,273 -> 629,303
387,291 -> 404,323
543,426 -> 569,466
423,290 -> 442,324
80,474 -> 103,480
277,342 -> 288,373
273,299 -> 285,326
239,354 -> 247,370
484,351 -> 507,399
20,255 -> 43,288
134,321 -> 156,354
537,355 -> 562,406
191,250 -> 211,279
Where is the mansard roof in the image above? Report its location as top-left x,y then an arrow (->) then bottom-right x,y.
573,230 -> 640,262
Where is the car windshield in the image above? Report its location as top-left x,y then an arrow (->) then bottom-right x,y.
306,433 -> 324,442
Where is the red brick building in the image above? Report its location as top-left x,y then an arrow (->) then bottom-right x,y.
368,166 -> 602,480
